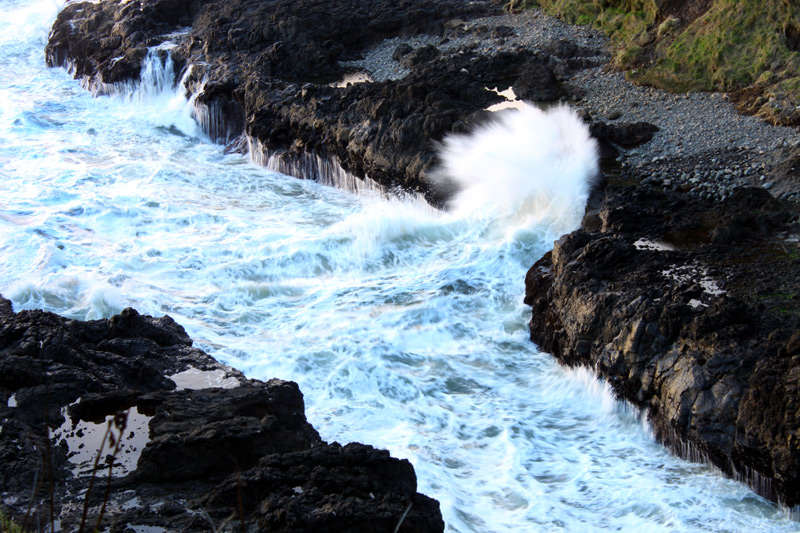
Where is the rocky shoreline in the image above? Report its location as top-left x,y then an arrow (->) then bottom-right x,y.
525,186 -> 800,509
27,0 -> 800,522
0,297 -> 443,531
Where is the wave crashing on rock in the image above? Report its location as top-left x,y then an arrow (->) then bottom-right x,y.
434,104 -> 599,237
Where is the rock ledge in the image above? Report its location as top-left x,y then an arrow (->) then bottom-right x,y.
525,185 -> 800,509
0,297 -> 442,532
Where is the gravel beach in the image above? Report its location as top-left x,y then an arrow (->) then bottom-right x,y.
344,7 -> 800,202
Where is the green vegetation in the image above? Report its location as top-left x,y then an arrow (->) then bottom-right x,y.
511,0 -> 800,125
503,0 -> 539,12
768,291 -> 799,315
539,0 -> 657,45
638,1 -> 799,92
0,510 -> 26,533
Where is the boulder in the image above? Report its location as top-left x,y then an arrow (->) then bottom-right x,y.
525,185 -> 800,507
0,297 -> 443,532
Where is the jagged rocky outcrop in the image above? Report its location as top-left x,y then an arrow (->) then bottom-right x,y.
525,185 -> 800,508
0,297 -> 443,532
44,0 -> 613,204
239,49 -> 576,204
43,0 -> 800,518
44,0 -> 493,201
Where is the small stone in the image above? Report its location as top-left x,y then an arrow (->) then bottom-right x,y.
444,18 -> 466,30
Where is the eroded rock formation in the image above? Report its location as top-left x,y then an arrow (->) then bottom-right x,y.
0,298 -> 442,531
44,0 -> 611,204
525,185 -> 800,507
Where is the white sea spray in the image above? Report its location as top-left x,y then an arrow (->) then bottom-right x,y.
433,103 -> 598,240
0,0 -> 798,530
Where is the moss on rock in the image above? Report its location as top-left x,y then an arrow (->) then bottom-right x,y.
531,0 -> 800,125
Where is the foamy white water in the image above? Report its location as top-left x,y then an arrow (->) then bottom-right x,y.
0,0 -> 797,530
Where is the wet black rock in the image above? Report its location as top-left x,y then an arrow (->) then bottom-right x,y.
400,45 -> 441,68
392,43 -> 414,62
0,298 -> 442,532
525,186 -> 800,508
134,383 -> 321,483
239,49 -> 552,204
209,442 -> 444,533
45,0 -> 212,84
590,120 -> 660,148
512,58 -> 562,102
44,0 -> 616,204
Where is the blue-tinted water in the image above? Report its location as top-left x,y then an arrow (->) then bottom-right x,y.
0,0 -> 796,530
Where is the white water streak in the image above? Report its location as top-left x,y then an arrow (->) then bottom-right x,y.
247,136 -> 432,209
1,1 -> 798,530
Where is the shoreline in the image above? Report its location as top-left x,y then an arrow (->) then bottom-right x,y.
26,0 -> 800,522
347,7 -> 800,202
0,299 -> 445,531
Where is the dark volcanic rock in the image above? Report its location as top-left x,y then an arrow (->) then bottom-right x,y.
392,43 -> 414,61
589,120 -> 660,166
512,58 -> 562,102
765,144 -> 800,199
239,49 -> 542,204
45,0 -> 608,203
45,0 -> 492,83
45,0 -> 212,84
0,298 -> 443,532
400,45 -> 442,68
590,120 -> 660,148
182,0 -> 492,81
209,443 -> 444,533
135,383 -> 321,483
525,185 -> 800,507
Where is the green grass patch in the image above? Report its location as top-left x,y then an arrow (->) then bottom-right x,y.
537,0 -> 657,46
615,44 -> 643,67
535,0 -> 800,124
647,0 -> 797,91
0,510 -> 27,533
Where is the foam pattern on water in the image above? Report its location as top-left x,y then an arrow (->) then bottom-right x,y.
0,1 -> 797,530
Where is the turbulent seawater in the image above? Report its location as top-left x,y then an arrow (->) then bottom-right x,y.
1,1 -> 797,531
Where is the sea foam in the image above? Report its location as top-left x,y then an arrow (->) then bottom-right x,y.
433,104 -> 598,238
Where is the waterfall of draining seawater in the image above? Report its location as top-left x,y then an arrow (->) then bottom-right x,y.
247,136 -> 391,198
2,0 -> 800,530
